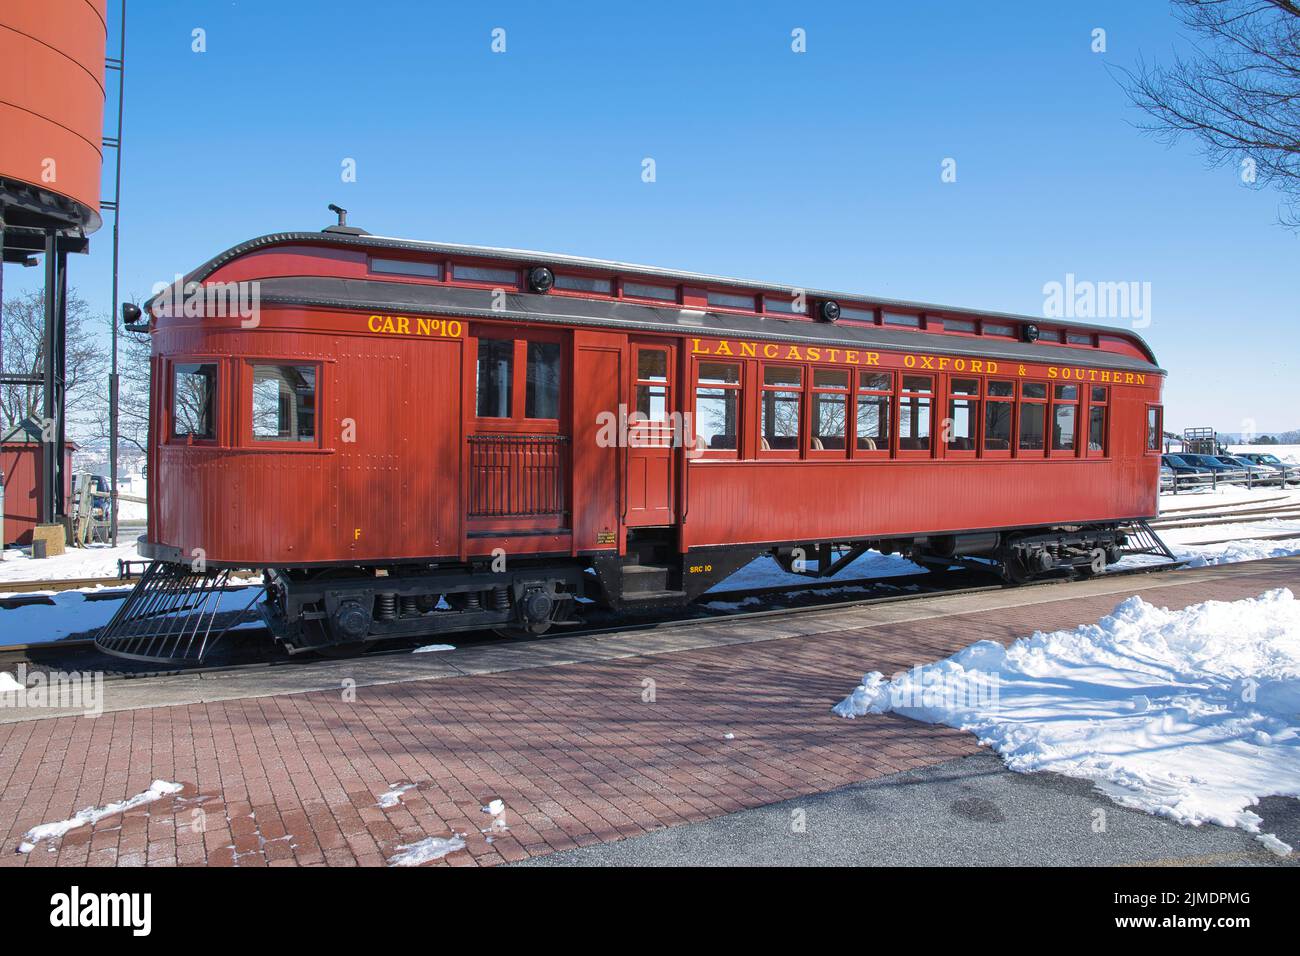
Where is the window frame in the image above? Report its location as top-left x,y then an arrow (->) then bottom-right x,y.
469,326 -> 566,434
1049,382 -> 1082,458
167,358 -> 221,446
1017,380 -> 1048,457
853,370 -> 893,459
243,359 -> 324,450
757,363 -> 804,459
944,376 -> 981,459
692,360 -> 743,460
896,374 -> 935,459
982,379 -> 1015,459
1086,385 -> 1109,458
808,367 -> 851,458
1145,404 -> 1163,455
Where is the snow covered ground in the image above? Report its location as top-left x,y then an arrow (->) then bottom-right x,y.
834,588 -> 1300,855
0,542 -> 142,585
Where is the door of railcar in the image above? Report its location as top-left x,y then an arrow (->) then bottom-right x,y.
625,339 -> 677,526
465,326 -> 570,536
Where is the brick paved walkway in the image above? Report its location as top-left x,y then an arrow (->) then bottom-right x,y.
1,562 -> 1294,867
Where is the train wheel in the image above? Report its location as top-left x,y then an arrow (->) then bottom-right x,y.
1000,555 -> 1033,585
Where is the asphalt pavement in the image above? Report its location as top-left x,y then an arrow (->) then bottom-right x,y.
519,751 -> 1300,867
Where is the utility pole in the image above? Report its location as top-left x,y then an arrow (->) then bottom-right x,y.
105,0 -> 126,546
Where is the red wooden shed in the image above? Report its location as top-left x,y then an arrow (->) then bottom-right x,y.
1,420 -> 75,546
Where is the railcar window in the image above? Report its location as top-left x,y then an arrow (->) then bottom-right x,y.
554,274 -> 613,293
476,338 -> 514,418
1089,386 -> 1108,453
883,312 -> 922,328
1052,384 -> 1079,452
982,322 -> 1014,337
1068,332 -> 1094,346
695,362 -> 741,452
899,375 -> 932,451
1019,381 -> 1047,451
708,290 -> 756,311
837,306 -> 876,323
856,371 -> 892,453
525,342 -> 562,419
984,380 -> 1014,451
634,349 -> 670,421
761,365 -> 802,451
947,378 -> 979,451
811,369 -> 849,451
172,363 -> 216,440
623,281 -> 677,302
454,264 -> 517,285
1147,406 -> 1162,452
943,319 -> 976,334
764,297 -> 805,314
251,365 -> 317,442
370,257 -> 442,279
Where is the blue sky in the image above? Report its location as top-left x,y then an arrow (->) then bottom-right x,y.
11,0 -> 1298,431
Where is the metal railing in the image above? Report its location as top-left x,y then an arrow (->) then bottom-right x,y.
1162,466 -> 1296,494
467,434 -> 569,518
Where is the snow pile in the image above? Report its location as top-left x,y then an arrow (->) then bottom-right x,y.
376,783 -> 415,809
833,589 -> 1300,852
387,834 -> 466,866
17,780 -> 184,853
1178,539 -> 1300,568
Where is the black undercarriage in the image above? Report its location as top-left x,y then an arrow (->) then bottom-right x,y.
95,520 -> 1172,663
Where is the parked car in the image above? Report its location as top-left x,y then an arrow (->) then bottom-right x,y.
1161,454 -> 1212,488
1159,464 -> 1176,492
1236,452 -> 1295,484
1180,453 -> 1248,479
1215,455 -> 1281,485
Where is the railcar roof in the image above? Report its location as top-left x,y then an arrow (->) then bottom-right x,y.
148,230 -> 1161,369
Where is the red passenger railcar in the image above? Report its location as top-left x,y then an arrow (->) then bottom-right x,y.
97,218 -> 1167,661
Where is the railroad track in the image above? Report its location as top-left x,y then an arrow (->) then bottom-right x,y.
0,558 -> 1190,680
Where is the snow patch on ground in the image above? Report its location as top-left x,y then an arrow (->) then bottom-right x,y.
0,542 -> 141,584
376,784 -> 415,808
412,643 -> 455,654
17,780 -> 184,853
387,834 -> 466,866
833,589 -> 1300,853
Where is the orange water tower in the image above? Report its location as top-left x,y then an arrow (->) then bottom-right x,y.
1,0 -> 109,532
0,0 -> 107,237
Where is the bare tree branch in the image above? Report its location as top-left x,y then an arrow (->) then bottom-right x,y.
1119,0 -> 1300,227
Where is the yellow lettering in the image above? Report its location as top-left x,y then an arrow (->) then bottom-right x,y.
1136,374 -> 1145,385
904,355 -> 915,368
1048,367 -> 1058,378
715,341 -> 733,356
368,315 -> 383,332
987,361 -> 998,374
397,317 -> 410,334
920,355 -> 934,369
806,348 -> 821,361
786,346 -> 802,360
763,343 -> 779,358
1125,373 -> 1135,384
691,338 -> 708,354
864,352 -> 880,366
827,349 -> 840,363
971,360 -> 983,373
740,342 -> 756,357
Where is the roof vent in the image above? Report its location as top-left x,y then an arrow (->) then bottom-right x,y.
323,203 -> 369,236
